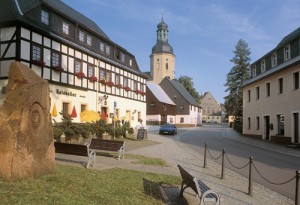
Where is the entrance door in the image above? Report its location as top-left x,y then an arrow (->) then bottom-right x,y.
161,115 -> 167,125
264,116 -> 270,140
294,113 -> 299,143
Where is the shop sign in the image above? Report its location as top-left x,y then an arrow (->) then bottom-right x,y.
56,89 -> 76,97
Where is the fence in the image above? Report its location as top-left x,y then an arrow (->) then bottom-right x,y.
203,142 -> 300,205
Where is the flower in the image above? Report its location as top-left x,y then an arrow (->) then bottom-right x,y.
135,90 -> 146,95
75,71 -> 85,78
89,76 -> 98,82
115,84 -> 123,89
53,66 -> 64,72
106,81 -> 115,87
99,79 -> 106,85
31,60 -> 45,67
124,86 -> 131,92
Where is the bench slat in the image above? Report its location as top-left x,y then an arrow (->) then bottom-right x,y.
89,138 -> 125,160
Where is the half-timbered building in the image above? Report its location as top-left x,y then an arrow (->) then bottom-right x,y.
0,0 -> 146,126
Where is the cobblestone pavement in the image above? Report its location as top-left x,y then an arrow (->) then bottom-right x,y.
56,126 -> 299,205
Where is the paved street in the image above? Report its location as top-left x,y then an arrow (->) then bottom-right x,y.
178,123 -> 300,200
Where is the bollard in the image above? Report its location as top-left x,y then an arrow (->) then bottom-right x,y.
221,149 -> 225,179
248,156 -> 253,196
296,170 -> 300,205
204,142 -> 207,168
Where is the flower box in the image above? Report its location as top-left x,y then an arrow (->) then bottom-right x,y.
135,90 -> 146,95
75,71 -> 86,78
115,84 -> 123,89
124,86 -> 131,92
99,79 -> 106,85
106,81 -> 115,87
53,66 -> 64,72
89,76 -> 98,82
31,60 -> 45,67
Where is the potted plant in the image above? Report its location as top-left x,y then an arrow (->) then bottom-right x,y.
31,60 -> 45,67
53,66 -> 64,72
89,76 -> 98,82
106,81 -> 115,87
75,71 -> 86,78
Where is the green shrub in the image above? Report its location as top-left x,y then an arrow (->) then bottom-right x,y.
53,127 -> 63,141
128,127 -> 134,134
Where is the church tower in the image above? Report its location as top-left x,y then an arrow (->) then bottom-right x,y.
150,16 -> 175,84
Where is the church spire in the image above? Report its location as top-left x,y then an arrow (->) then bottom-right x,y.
157,13 -> 168,42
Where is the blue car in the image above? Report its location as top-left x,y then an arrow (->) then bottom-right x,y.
159,124 -> 177,135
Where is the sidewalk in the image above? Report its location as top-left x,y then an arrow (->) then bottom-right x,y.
55,126 -> 297,205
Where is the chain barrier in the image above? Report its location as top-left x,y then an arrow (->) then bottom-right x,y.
206,147 -> 223,160
224,152 -> 250,169
252,162 -> 296,185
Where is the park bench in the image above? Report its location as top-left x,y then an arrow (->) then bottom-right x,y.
89,138 -> 125,160
54,142 -> 96,168
178,165 -> 220,205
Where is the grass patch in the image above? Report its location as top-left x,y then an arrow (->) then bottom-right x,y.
0,164 -> 180,205
126,154 -> 168,166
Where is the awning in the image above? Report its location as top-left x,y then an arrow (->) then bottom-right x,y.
70,106 -> 77,118
80,110 -> 100,122
51,102 -> 58,117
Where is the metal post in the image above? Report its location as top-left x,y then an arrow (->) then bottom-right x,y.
248,156 -> 253,196
296,170 -> 300,205
221,149 -> 225,179
204,143 -> 207,168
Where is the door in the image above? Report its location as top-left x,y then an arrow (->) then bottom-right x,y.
161,115 -> 167,125
294,113 -> 299,143
264,116 -> 270,140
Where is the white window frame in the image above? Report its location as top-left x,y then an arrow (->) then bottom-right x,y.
272,52 -> 277,67
261,59 -> 266,73
284,44 -> 291,61
79,30 -> 85,42
252,65 -> 256,77
41,10 -> 49,25
62,22 -> 69,35
87,35 -> 92,46
100,42 -> 104,52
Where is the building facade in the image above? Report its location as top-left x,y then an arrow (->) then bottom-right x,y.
149,16 -> 175,84
160,77 -> 202,126
243,27 -> 300,144
0,0 -> 147,127
200,91 -> 222,123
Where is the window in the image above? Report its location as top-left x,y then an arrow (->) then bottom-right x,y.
129,59 -> 132,66
284,44 -> 291,61
105,71 -> 111,82
81,104 -> 87,113
180,105 -> 184,110
62,22 -> 69,35
79,30 -> 85,42
75,60 -> 81,73
52,51 -> 60,67
99,69 -> 105,80
261,59 -> 266,73
41,10 -> 49,25
266,82 -> 270,97
252,65 -> 256,77
32,44 -> 42,61
294,72 -> 299,90
278,78 -> 283,94
123,78 -> 128,87
87,35 -> 92,46
180,117 -> 184,123
272,53 -> 277,67
277,114 -> 284,135
256,86 -> 260,100
88,65 -> 94,77
100,42 -> 105,52
106,46 -> 110,55
133,81 -> 138,91
247,90 -> 251,102
120,53 -> 125,62
256,117 -> 260,130
115,74 -> 120,85
166,63 -> 168,70
248,117 -> 251,130
62,102 -> 70,114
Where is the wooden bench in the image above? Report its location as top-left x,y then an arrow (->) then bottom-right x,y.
54,142 -> 96,168
178,165 -> 220,205
89,138 -> 125,160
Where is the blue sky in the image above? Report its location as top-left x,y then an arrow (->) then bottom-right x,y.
63,0 -> 300,103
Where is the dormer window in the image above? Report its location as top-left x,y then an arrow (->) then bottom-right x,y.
100,42 -> 105,52
252,65 -> 256,77
272,53 -> 277,67
62,22 -> 69,35
284,44 -> 291,61
87,35 -> 92,46
261,59 -> 266,73
79,30 -> 85,42
41,10 -> 49,25
106,46 -> 110,55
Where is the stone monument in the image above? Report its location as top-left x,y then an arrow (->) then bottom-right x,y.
0,62 -> 55,181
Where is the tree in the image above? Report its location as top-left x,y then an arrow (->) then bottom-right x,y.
224,39 -> 251,123
178,75 -> 201,103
